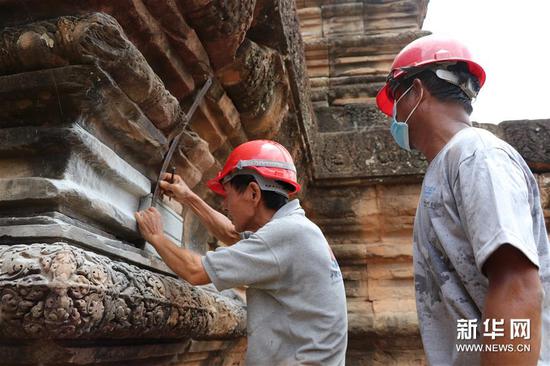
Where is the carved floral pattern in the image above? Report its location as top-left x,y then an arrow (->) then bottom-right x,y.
0,243 -> 246,340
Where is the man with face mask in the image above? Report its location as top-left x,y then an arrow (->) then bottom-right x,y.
135,140 -> 348,365
376,35 -> 549,365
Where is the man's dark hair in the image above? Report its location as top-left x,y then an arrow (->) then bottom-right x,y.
397,62 -> 481,115
228,174 -> 289,211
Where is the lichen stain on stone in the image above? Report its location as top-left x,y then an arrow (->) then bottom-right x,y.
40,33 -> 55,48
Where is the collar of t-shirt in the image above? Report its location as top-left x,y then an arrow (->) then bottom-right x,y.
272,199 -> 302,220
239,199 -> 303,239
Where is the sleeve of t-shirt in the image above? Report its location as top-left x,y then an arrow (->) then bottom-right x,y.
453,147 -> 540,274
201,232 -> 281,291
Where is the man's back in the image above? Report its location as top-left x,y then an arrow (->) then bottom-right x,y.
413,127 -> 550,365
203,199 -> 348,365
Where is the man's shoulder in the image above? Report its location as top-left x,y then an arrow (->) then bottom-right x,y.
255,213 -> 326,251
260,213 -> 319,237
443,127 -> 517,166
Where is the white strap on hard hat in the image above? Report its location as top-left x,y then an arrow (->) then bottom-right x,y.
221,169 -> 291,198
236,159 -> 296,173
434,68 -> 478,99
397,62 -> 479,100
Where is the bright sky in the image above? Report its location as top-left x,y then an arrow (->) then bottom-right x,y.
422,0 -> 550,124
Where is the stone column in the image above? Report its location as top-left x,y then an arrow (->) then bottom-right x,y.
295,1 -> 430,363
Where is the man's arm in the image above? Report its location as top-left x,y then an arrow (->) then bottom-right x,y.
481,244 -> 543,366
452,148 -> 544,364
135,208 -> 210,285
159,173 -> 240,245
179,190 -> 240,246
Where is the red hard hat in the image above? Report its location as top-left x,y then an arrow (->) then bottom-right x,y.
376,35 -> 486,116
207,140 -> 301,196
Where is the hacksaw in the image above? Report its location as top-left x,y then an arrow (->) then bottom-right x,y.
151,77 -> 212,206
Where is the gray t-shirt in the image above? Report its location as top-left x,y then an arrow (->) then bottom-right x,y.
203,199 -> 348,365
414,127 -> 550,365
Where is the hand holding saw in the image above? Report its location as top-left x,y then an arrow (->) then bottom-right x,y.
151,77 -> 212,206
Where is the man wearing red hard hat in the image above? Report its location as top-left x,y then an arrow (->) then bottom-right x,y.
135,140 -> 348,365
376,34 -> 549,365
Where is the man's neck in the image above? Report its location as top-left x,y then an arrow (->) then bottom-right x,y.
248,207 -> 276,232
413,105 -> 472,162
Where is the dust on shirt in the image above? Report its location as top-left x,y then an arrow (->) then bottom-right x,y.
203,199 -> 348,366
413,127 -> 550,365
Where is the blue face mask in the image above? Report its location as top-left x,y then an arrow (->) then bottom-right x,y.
390,84 -> 422,151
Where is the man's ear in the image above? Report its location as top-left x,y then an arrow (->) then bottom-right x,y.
248,182 -> 262,206
411,78 -> 424,99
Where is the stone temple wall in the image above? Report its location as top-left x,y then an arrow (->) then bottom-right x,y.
295,1 -> 430,363
295,1 -> 550,365
1,1 -> 549,365
0,1 -> 315,365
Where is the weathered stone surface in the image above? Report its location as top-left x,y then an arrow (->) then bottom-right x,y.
217,39 -> 289,139
0,340 -> 194,365
246,0 -> 317,172
322,3 -> 365,37
302,41 -> 330,81
0,0 -> 315,364
172,339 -> 246,366
346,335 -> 425,366
0,124 -> 150,237
0,0 -> 245,149
123,0 -> 202,97
500,119 -> 550,172
0,65 -> 193,271
303,181 -> 420,362
0,214 -> 175,275
298,2 -> 550,365
0,0 -> 204,98
313,129 -> 426,181
280,0 -> 318,155
0,243 -> 246,341
295,2 -> 429,364
296,6 -> 322,41
0,63 -> 220,188
296,0 -> 428,36
311,109 -> 550,183
0,13 -> 181,133
0,0 -> 309,157
308,30 -> 429,105
173,127 -> 217,188
178,0 -> 257,70
363,0 -> 429,35
0,13 -> 224,189
0,65 -> 166,171
310,104 -> 427,181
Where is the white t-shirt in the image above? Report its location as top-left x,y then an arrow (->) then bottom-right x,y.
414,127 -> 550,365
203,199 -> 348,366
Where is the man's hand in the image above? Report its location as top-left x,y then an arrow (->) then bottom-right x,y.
134,207 -> 210,286
159,173 -> 240,245
159,172 -> 195,203
135,207 -> 164,245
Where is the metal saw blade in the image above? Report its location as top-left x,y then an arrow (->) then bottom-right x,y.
151,77 -> 212,205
